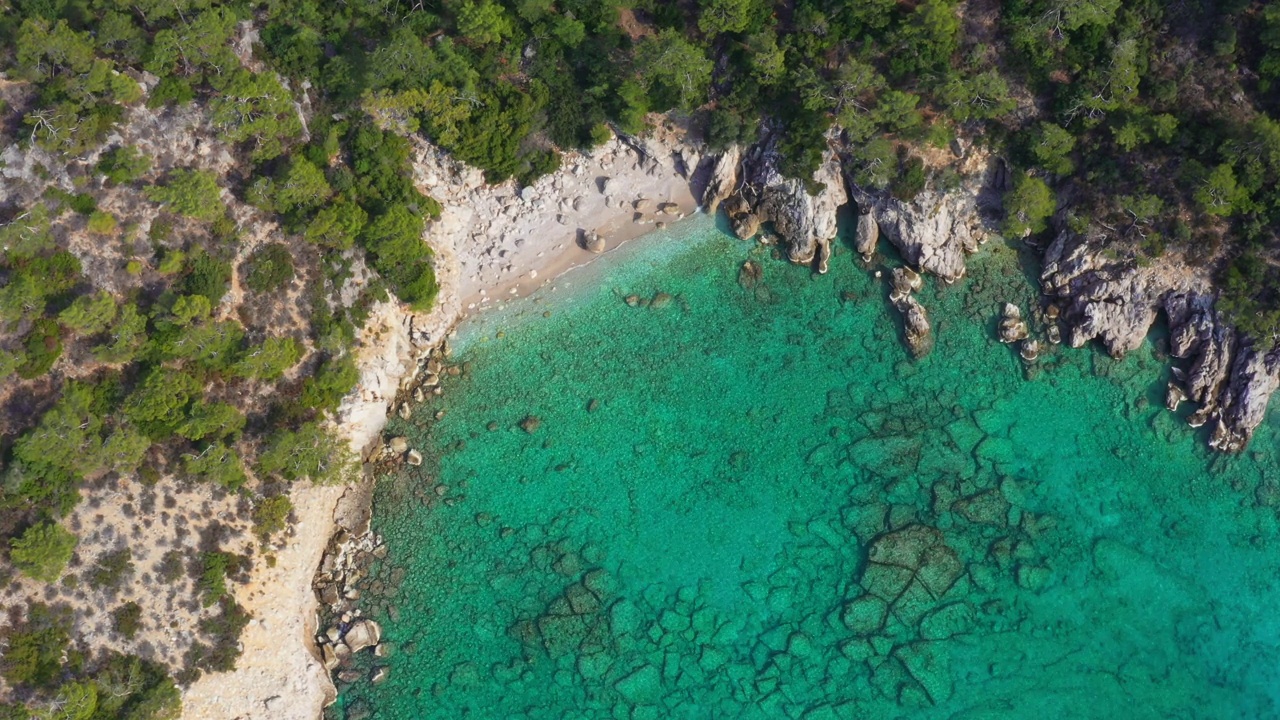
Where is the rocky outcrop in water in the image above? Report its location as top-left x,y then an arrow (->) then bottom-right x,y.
1042,229 -> 1280,452
851,188 -> 984,283
889,267 -> 932,359
732,141 -> 847,272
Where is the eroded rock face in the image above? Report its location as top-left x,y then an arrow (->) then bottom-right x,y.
1043,229 -> 1280,451
854,189 -> 982,283
854,209 -> 879,257
701,145 -> 741,213
738,142 -> 847,271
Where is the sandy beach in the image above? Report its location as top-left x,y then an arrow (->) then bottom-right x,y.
181,125 -> 705,719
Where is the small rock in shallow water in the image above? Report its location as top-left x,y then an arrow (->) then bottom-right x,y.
650,292 -> 673,309
406,450 -> 423,466
388,436 -> 409,455
519,415 -> 542,433
586,398 -> 599,412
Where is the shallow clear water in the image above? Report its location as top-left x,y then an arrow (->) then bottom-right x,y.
334,214 -> 1280,719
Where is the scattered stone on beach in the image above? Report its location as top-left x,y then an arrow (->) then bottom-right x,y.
634,198 -> 651,211
520,415 -> 542,433
658,202 -> 679,215
650,292 -> 674,309
397,403 -> 411,420
582,231 -> 606,254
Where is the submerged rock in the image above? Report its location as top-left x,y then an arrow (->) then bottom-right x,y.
519,415 -> 542,433
738,260 -> 763,290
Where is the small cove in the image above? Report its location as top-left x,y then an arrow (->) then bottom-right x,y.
332,214 -> 1280,719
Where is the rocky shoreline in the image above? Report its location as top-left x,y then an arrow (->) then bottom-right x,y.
303,122 -> 1280,716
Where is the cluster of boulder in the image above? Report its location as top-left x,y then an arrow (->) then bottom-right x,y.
1042,228 -> 1280,452
889,267 -> 932,359
996,303 -> 1040,363
313,528 -> 392,685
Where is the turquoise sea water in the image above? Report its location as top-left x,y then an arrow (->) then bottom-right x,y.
334,214 -> 1280,719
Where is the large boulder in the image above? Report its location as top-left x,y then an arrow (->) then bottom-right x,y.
853,189 -> 981,282
701,145 -> 741,213
343,619 -> 382,654
854,209 -> 879,257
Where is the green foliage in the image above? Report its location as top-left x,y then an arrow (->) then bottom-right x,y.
93,304 -> 147,364
96,146 -> 151,184
1030,122 -> 1077,176
145,169 -> 223,221
1219,252 -> 1280,341
271,157 -> 332,216
10,381 -> 143,494
123,369 -> 202,439
256,422 -> 351,484
1195,163 -> 1249,217
176,402 -> 244,442
251,495 -> 293,540
0,204 -> 55,259
182,253 -> 233,303
209,69 -> 302,161
456,0 -> 514,45
111,602 -> 142,639
196,552 -> 241,607
939,70 -> 1015,122
891,155 -> 927,201
847,138 -> 896,189
635,30 -> 713,112
46,681 -> 98,720
87,548 -> 133,590
242,243 -> 295,293
185,599 -> 250,675
233,336 -> 301,381
1003,173 -> 1057,237
86,211 -> 117,235
1,604 -> 71,689
300,355 -> 359,413
9,522 -> 77,582
183,443 -> 248,490
362,205 -> 439,309
304,200 -> 367,250
91,653 -> 181,720
698,0 -> 759,36
17,318 -> 63,379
